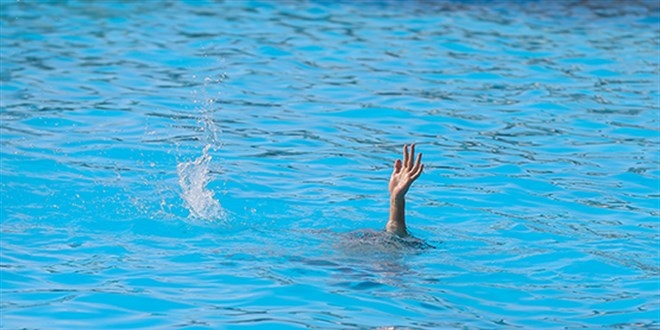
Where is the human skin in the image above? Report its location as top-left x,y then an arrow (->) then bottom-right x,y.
386,144 -> 424,237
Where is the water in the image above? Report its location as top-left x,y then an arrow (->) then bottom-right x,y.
1,0 -> 659,328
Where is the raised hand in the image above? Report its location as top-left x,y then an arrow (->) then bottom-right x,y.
386,144 -> 424,237
388,144 -> 424,201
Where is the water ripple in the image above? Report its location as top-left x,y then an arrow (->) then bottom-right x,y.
2,0 -> 659,329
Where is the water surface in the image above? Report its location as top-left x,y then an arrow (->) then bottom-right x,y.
1,0 -> 659,328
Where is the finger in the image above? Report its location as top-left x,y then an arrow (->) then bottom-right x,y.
412,152 -> 423,173
408,144 -> 416,169
412,164 -> 424,180
393,159 -> 402,174
402,144 -> 409,168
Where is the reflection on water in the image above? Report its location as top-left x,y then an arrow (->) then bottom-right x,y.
338,229 -> 435,255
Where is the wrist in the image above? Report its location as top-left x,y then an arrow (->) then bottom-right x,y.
390,195 -> 405,204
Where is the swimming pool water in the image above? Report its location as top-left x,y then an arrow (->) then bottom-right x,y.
1,0 -> 659,328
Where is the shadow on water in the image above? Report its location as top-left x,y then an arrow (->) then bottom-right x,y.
273,228 -> 440,295
337,229 -> 436,254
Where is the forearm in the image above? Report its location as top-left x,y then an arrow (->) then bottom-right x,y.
386,196 -> 408,237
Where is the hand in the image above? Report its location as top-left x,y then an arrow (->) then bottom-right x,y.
389,144 -> 424,200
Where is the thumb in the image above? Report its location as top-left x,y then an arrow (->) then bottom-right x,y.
393,159 -> 402,174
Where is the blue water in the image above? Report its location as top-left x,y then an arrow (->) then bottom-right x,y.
2,0 -> 659,328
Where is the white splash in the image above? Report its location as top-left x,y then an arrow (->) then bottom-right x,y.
177,144 -> 224,220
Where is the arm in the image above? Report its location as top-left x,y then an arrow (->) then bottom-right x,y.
386,144 -> 424,237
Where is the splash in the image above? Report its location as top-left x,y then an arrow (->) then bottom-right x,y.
174,71 -> 228,221
192,73 -> 226,148
177,144 -> 225,220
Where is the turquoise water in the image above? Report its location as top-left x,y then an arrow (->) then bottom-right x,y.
2,0 -> 659,328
